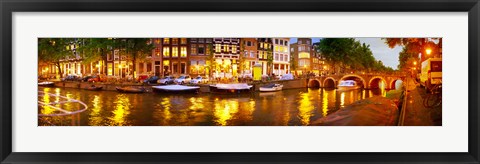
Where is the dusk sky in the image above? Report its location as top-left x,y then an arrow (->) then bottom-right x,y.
289,38 -> 402,69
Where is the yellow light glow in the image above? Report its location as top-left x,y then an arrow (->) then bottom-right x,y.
340,92 -> 345,108
322,90 -> 329,117
214,99 -> 239,126
89,95 -> 103,126
109,94 -> 131,126
298,92 -> 314,125
426,49 -> 432,55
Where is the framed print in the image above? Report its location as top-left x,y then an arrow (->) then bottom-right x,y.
1,0 -> 479,163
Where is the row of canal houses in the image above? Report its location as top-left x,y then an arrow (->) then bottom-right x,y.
39,38 -> 328,79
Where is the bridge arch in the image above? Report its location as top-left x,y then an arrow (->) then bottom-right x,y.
339,74 -> 366,88
323,77 -> 336,88
368,76 -> 387,89
389,78 -> 403,90
308,79 -> 321,88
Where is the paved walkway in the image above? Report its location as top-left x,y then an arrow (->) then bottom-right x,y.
403,78 -> 442,126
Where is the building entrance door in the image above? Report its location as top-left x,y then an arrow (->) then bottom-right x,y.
155,66 -> 161,76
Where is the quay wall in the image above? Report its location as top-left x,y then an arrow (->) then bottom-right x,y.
52,79 -> 308,92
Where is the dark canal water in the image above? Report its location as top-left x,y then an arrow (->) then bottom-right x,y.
38,86 -> 386,126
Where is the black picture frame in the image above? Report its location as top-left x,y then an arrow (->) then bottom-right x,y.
1,0 -> 479,163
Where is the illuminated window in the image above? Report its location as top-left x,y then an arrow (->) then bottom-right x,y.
163,60 -> 170,66
215,44 -> 222,53
260,43 -> 263,48
274,46 -> 279,52
231,45 -> 237,53
163,47 -> 170,57
181,46 -> 187,57
172,47 -> 178,57
163,38 -> 170,44
155,39 -> 160,44
191,45 -> 197,55
172,38 -> 178,45
155,48 -> 160,56
181,38 -> 187,44
299,52 -> 310,58
223,45 -> 229,52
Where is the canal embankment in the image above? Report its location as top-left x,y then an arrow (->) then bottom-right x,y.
52,78 -> 309,93
310,96 -> 400,126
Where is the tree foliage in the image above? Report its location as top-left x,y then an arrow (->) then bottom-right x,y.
383,38 -> 442,71
316,38 -> 393,74
38,38 -> 76,78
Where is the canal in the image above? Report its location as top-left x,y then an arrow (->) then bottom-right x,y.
38,86 -> 386,126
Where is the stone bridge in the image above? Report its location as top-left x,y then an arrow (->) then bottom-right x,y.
307,73 -> 407,90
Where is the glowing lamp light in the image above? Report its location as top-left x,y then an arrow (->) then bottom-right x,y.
426,49 -> 432,55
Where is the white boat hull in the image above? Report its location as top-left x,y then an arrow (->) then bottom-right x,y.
259,84 -> 283,92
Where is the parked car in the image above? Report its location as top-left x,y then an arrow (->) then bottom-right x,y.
80,75 -> 94,82
157,76 -> 175,85
137,74 -> 149,83
280,74 -> 294,80
88,75 -> 106,82
144,76 -> 160,84
62,75 -> 80,81
174,75 -> 192,84
190,76 -> 209,84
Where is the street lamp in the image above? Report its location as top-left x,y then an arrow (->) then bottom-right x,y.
426,48 -> 432,56
303,64 -> 307,76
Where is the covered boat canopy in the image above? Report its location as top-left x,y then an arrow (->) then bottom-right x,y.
152,85 -> 199,91
262,83 -> 276,88
213,83 -> 252,90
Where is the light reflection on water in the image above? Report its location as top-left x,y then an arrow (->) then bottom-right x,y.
38,86 -> 385,126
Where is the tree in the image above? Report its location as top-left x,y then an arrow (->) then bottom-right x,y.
38,38 -> 76,78
77,38 -> 116,74
238,41 -> 246,75
122,38 -> 155,78
205,44 -> 216,80
266,48 -> 273,75
383,38 -> 442,68
316,38 -> 356,73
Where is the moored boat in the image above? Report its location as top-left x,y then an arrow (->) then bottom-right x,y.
337,80 -> 361,91
259,83 -> 283,92
209,83 -> 253,94
152,85 -> 200,93
84,85 -> 103,91
38,81 -> 55,87
115,86 -> 147,93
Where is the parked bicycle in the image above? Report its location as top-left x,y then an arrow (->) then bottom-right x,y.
423,83 -> 442,108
